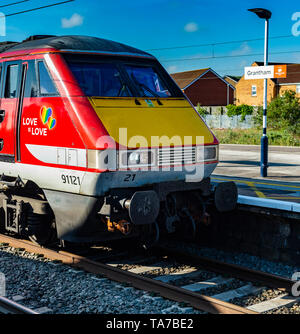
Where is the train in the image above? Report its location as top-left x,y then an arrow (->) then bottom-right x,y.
0,35 -> 237,247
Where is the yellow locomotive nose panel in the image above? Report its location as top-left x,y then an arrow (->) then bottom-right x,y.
89,97 -> 215,148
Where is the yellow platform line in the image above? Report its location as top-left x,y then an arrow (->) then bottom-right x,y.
267,197 -> 300,200
212,176 -> 300,190
246,181 -> 267,198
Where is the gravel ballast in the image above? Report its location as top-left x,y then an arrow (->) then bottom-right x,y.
162,241 -> 300,280
1,240 -> 300,314
0,246 -> 203,314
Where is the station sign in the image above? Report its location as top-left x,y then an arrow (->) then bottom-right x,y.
245,65 -> 287,80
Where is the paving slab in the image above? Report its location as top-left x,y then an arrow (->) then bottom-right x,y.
215,144 -> 300,182
212,144 -> 300,206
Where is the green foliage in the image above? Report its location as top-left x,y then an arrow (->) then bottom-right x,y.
196,103 -> 209,116
214,128 -> 300,146
213,91 -> 300,146
266,90 -> 300,135
252,106 -> 263,129
226,104 -> 254,121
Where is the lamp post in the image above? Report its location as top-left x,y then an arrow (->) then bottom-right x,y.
248,8 -> 272,178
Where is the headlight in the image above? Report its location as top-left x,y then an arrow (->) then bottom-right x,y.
129,152 -> 141,165
196,145 -> 218,162
205,146 -> 217,160
121,150 -> 156,168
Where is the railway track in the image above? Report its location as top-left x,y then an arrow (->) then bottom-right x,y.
0,234 -> 298,314
0,296 -> 38,314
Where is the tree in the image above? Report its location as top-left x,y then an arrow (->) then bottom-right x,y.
267,90 -> 300,135
226,104 -> 254,121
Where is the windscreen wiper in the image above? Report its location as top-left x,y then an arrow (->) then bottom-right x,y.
118,84 -> 130,97
115,72 -> 131,97
131,74 -> 160,98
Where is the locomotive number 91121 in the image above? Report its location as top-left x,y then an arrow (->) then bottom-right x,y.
61,174 -> 81,186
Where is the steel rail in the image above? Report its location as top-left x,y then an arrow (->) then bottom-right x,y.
0,296 -> 38,314
156,245 -> 295,293
0,234 -> 256,314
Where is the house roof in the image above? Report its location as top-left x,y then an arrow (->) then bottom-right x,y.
224,75 -> 241,83
170,68 -> 210,89
171,68 -> 235,90
254,61 -> 293,66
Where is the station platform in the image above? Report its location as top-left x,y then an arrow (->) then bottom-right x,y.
212,144 -> 300,214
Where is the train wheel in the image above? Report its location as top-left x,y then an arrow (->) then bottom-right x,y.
177,208 -> 197,241
139,221 -> 160,250
26,213 -> 57,246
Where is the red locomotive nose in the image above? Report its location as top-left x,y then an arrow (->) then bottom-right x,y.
0,35 -> 226,245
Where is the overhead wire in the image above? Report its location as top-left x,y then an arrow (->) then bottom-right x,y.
0,0 -> 30,8
0,0 -> 74,17
160,50 -> 300,63
146,35 -> 294,52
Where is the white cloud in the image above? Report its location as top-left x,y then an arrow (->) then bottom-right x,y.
62,13 -> 84,29
184,22 -> 198,33
231,42 -> 251,56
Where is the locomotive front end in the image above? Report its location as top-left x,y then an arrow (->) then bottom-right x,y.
54,51 -> 237,245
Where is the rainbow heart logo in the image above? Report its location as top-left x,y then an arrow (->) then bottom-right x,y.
48,117 -> 56,130
40,107 -> 56,130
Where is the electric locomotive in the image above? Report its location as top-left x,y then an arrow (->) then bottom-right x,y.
0,35 -> 237,246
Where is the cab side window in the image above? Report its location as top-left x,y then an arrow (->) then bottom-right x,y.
24,61 -> 38,98
37,61 -> 58,96
4,64 -> 19,98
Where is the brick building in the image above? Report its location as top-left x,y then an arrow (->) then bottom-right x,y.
235,62 -> 300,106
171,68 -> 235,107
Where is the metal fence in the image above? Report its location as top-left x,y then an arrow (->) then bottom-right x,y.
203,115 -> 255,129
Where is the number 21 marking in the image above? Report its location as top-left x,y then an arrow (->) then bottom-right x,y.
124,174 -> 136,182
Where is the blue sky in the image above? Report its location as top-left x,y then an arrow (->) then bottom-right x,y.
1,0 -> 300,76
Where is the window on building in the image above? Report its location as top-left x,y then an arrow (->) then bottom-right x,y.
296,84 -> 300,94
37,61 -> 58,96
251,85 -> 257,97
5,64 -> 19,98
